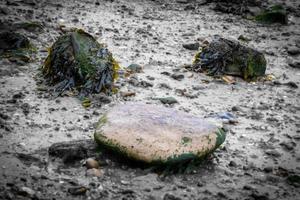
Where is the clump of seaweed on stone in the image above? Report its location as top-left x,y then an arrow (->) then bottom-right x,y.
42,29 -> 119,98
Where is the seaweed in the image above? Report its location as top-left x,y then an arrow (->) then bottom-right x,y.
192,36 -> 266,81
42,29 -> 119,96
255,5 -> 288,24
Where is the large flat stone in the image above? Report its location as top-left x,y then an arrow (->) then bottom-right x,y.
94,103 -> 226,165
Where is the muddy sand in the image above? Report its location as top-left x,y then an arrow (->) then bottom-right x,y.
0,0 -> 299,199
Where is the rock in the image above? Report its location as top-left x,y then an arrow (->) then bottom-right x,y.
159,83 -> 172,90
255,5 -> 288,24
127,63 -> 143,73
155,97 -> 178,105
19,187 -> 35,198
287,46 -> 300,56
288,59 -> 300,69
192,35 -> 266,81
171,73 -> 184,81
120,91 -> 136,97
229,160 -> 237,167
0,31 -> 33,62
48,140 -> 94,163
42,29 -> 119,96
280,141 -> 295,151
68,186 -> 87,195
284,81 -> 298,89
94,103 -> 226,164
163,193 -> 182,200
182,43 -> 199,50
85,158 -> 100,169
287,175 -> 300,187
265,149 -> 281,158
86,168 -> 103,177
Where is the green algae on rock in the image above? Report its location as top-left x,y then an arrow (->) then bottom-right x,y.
0,31 -> 34,62
192,36 -> 266,81
255,5 -> 288,25
94,103 -> 226,165
42,29 -> 119,96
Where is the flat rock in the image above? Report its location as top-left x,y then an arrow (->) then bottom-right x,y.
94,103 -> 226,164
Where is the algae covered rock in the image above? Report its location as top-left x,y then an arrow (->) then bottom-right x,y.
0,31 -> 33,62
192,36 -> 266,81
43,29 -> 119,96
255,5 -> 288,24
94,103 -> 226,165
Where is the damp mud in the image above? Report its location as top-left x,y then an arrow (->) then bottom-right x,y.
0,0 -> 299,199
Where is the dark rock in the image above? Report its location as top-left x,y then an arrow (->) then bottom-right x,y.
280,141 -> 296,151
0,32 -> 30,51
155,97 -> 178,105
171,73 -> 184,81
229,160 -> 237,167
284,81 -> 298,89
287,175 -> 300,187
159,83 -> 171,90
288,59 -> 300,69
265,149 -> 281,158
163,193 -> 182,200
183,43 -> 199,50
139,80 -> 153,87
21,103 -> 30,115
68,186 -> 87,195
287,46 -> 300,55
127,63 -> 143,73
48,140 -> 96,163
161,71 -> 171,76
263,166 -> 273,173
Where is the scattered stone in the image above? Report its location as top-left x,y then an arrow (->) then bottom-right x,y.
18,186 -> 35,198
171,73 -> 184,81
86,168 -> 103,177
120,91 -> 136,97
163,193 -> 182,200
85,158 -> 100,169
280,141 -> 295,151
155,97 -> 178,105
265,149 -> 281,158
287,46 -> 300,56
287,175 -> 300,187
159,83 -> 172,90
68,186 -> 87,195
288,59 -> 300,69
229,160 -> 237,167
284,81 -> 298,89
94,103 -> 226,164
127,63 -> 143,73
183,43 -> 199,50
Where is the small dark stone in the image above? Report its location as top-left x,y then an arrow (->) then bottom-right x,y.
287,46 -> 300,56
127,63 -> 143,73
163,193 -> 182,200
68,186 -> 87,195
284,81 -> 298,89
182,43 -> 199,50
229,160 -> 237,167
171,73 -> 184,81
156,97 -> 178,105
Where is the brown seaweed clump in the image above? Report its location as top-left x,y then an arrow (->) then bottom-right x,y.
43,29 -> 119,96
192,36 -> 267,81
